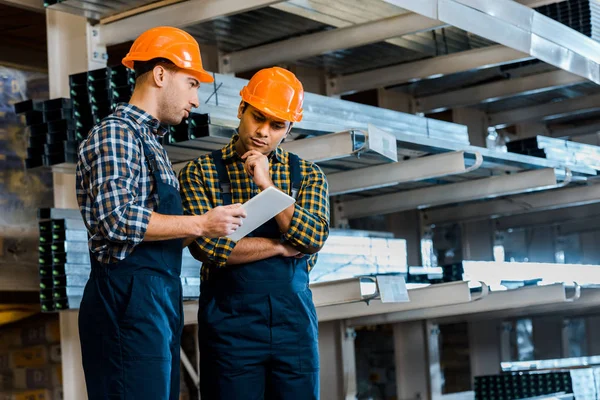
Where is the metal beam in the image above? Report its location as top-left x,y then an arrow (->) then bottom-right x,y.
221,13 -> 444,73
341,168 -> 561,219
346,283 -> 574,326
316,281 -> 474,323
328,151 -> 482,196
0,0 -> 44,12
423,183 -> 600,226
416,70 -> 585,113
328,45 -> 531,95
381,0 -> 600,86
489,93 -> 600,128
281,131 -> 363,163
182,277 -> 475,324
99,0 -> 283,46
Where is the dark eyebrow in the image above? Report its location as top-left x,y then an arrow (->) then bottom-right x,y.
254,110 -> 285,126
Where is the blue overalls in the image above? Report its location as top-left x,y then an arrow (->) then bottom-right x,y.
78,116 -> 184,400
198,150 -> 320,399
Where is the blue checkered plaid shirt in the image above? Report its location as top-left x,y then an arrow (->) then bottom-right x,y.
76,103 -> 179,264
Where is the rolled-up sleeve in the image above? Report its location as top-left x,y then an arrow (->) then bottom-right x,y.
178,159 -> 236,267
282,163 -> 330,253
80,123 -> 151,245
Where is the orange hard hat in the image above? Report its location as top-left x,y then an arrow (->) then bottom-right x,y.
240,67 -> 304,122
122,26 -> 214,83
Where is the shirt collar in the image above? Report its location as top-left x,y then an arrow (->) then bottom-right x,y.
221,134 -> 284,164
114,103 -> 169,137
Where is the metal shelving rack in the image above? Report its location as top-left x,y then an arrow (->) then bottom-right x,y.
9,0 -> 600,399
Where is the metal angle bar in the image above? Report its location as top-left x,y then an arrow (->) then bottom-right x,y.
347,283 -> 570,326
221,13 -> 444,73
280,130 -> 366,163
341,168 -> 561,219
183,276 -> 388,324
328,150 -> 482,196
489,93 -> 600,128
423,183 -> 600,225
329,45 -> 531,95
99,0 -> 284,46
416,70 -> 585,113
316,281 -> 473,323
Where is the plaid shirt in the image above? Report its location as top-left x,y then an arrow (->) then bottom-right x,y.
179,135 -> 330,281
76,103 -> 179,264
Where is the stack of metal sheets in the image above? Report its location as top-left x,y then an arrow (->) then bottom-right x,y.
507,136 -> 600,171
37,208 -> 202,312
167,73 -> 470,149
310,231 -> 408,283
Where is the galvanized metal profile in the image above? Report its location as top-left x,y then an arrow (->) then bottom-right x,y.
340,168 -> 565,219
346,283 -> 574,326
328,45 -> 531,95
489,93 -> 600,128
184,275 -> 458,324
416,70 -> 586,113
422,182 -> 600,225
381,0 -> 600,85
220,13 -> 445,73
281,130 -> 367,163
316,281 -> 474,323
99,0 -> 284,46
328,150 -> 483,196
194,73 -> 470,143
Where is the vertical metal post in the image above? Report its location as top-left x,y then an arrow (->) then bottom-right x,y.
47,8 -> 108,400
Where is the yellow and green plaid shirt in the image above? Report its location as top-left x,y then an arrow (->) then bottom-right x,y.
178,135 -> 330,281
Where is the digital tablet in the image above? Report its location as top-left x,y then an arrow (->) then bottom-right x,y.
226,186 -> 296,242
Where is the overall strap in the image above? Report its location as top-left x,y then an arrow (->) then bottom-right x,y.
211,150 -> 232,206
288,152 -> 302,200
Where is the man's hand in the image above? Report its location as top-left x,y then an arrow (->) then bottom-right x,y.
197,204 -> 247,238
241,150 -> 273,190
280,243 -> 305,259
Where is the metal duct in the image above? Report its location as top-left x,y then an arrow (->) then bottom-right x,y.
382,0 -> 600,84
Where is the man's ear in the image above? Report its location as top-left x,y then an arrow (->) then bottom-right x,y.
152,65 -> 167,88
237,101 -> 245,119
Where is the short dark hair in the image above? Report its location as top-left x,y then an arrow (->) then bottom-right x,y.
133,58 -> 178,82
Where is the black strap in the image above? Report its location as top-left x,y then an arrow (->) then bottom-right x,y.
211,150 -> 232,206
289,152 -> 302,200
103,116 -> 159,175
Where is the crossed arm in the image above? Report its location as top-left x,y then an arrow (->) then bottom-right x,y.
178,158 -> 330,267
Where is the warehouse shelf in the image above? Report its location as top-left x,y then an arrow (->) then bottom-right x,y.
182,279 -> 479,325
346,283 -> 589,327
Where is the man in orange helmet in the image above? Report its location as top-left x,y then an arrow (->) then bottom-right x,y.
179,67 -> 330,399
76,26 -> 246,400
